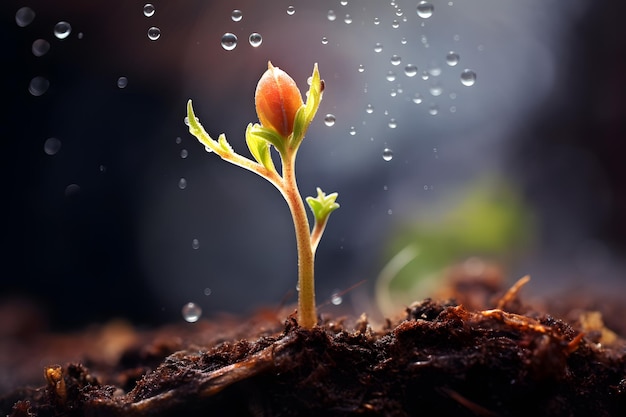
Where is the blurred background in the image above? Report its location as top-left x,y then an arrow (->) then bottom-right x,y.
2,0 -> 626,331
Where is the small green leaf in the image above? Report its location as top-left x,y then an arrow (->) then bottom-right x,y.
306,187 -> 339,223
248,124 -> 287,156
291,64 -> 322,150
246,123 -> 276,172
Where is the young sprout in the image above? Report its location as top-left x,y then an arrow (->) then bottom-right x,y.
186,62 -> 339,329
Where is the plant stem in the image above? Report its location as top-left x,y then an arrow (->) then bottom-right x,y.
281,149 -> 316,328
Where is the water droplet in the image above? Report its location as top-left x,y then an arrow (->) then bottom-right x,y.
412,93 -> 423,104
147,26 -> 160,40
387,209 -> 393,215
331,291 -> 343,305
54,21 -> 72,39
344,14 -> 352,24
390,54 -> 401,66
388,118 -> 397,129
401,37 -> 408,45
44,137 -> 61,155
221,33 -> 237,50
77,32 -> 84,39
416,1 -> 434,18
446,51 -> 459,66
287,5 -> 296,15
428,104 -> 439,115
16,7 -> 36,27
249,32 -> 262,47
178,178 -> 187,189
28,76 -> 49,96
449,92 -> 457,100
421,71 -> 430,80
324,114 -> 336,127
180,149 -> 188,159
99,165 -> 107,173
321,36 -> 328,45
374,42 -> 383,53
32,39 -> 50,57
65,184 -> 80,197
404,64 -> 417,77
460,69 -> 476,86
391,20 -> 400,29
117,76 -> 128,89
175,137 -> 182,144
182,302 -> 202,323
231,9 -> 242,22
373,17 -> 380,25
327,10 -> 337,21
385,71 -> 396,82
143,3 -> 155,17
429,83 -> 443,96
204,287 -> 212,296
365,104 -> 374,114
340,0 -> 348,5
449,105 -> 457,113
191,238 -> 200,249
382,148 -> 393,161
357,64 -> 365,73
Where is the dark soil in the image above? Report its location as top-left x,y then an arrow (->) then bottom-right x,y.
1,274 -> 625,417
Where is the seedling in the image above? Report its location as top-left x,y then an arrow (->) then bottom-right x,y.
186,62 -> 339,329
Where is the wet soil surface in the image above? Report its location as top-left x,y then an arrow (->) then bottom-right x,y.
1,276 -> 625,417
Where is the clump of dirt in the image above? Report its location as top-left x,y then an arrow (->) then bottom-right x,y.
1,275 -> 625,417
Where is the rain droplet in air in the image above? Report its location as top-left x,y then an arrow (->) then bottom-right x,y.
32,39 -> 50,57
143,4 -> 155,17
231,9 -> 243,22
147,26 -> 161,40
382,148 -> 394,161
401,37 -> 408,45
180,149 -> 188,159
404,64 -> 417,77
331,291 -> 343,305
390,54 -> 401,66
327,10 -> 337,21
286,5 -> 295,15
65,184 -> 80,197
365,104 -> 374,114
428,104 -> 439,115
28,76 -> 49,96
44,138 -> 61,155
249,32 -> 262,47
421,71 -> 430,80
221,33 -> 237,50
412,93 -> 423,104
16,7 -> 36,27
204,287 -> 212,296
324,114 -> 336,127
182,302 -> 202,323
357,64 -> 365,73
344,14 -> 352,24
191,238 -> 200,249
388,118 -> 397,129
117,76 -> 128,88
373,17 -> 380,25
386,71 -> 396,82
460,69 -> 477,86
429,83 -> 443,96
416,2 -> 434,18
178,178 -> 188,190
391,20 -> 400,29
321,36 -> 328,45
446,51 -> 460,66
374,42 -> 383,53
54,21 -> 72,39
340,0 -> 348,5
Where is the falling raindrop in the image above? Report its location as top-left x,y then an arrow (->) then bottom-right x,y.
32,39 -> 50,57
416,1 -> 434,18
412,93 -> 423,104
191,238 -> 200,249
65,184 -> 81,197
331,291 -> 343,305
421,71 -> 430,80
388,118 -> 397,129
117,76 -> 128,88
374,42 -> 383,53
178,178 -> 188,190
231,9 -> 243,22
460,69 -> 477,86
429,83 -> 443,96
428,104 -> 439,115
44,138 -> 61,155
182,302 -> 202,322
390,54 -> 401,66
429,66 -> 442,77
54,21 -> 72,39
349,126 -> 357,136
385,71 -> 396,82
365,104 -> 374,114
321,36 -> 328,45
175,137 -> 182,144
147,26 -> 161,40
400,37 -> 408,45
446,51 -> 460,66
180,149 -> 188,159
287,5 -> 296,15
221,33 -> 237,50
15,7 -> 35,27
373,17 -> 380,25
204,287 -> 212,296
404,64 -> 418,77
143,4 -> 155,17
327,10 -> 337,21
28,76 -> 49,96
357,64 -> 365,73
340,0 -> 348,5
344,14 -> 352,24
324,114 -> 336,127
249,32 -> 262,47
382,148 -> 394,161
391,19 -> 400,29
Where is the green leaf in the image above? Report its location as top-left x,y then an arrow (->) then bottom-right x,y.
245,123 -> 276,172
247,124 -> 287,156
306,187 -> 339,223
187,99 -> 230,154
291,63 -> 323,150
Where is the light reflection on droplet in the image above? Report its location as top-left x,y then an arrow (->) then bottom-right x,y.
147,26 -> 161,40
331,291 -> 343,305
178,178 -> 187,189
404,64 -> 417,77
412,93 -> 423,104
143,4 -> 155,17
388,118 -> 397,129
386,71 -> 396,82
249,32 -> 262,47
182,302 -> 202,322
221,33 -> 237,50
446,51 -> 460,66
180,149 -> 188,159
231,9 -> 242,22
324,114 -> 336,127
374,42 -> 383,53
365,104 -> 374,114
344,14 -> 352,24
54,21 -> 72,39
416,1 -> 434,18
117,76 -> 128,88
349,126 -> 357,136
460,69 -> 477,86
327,10 -> 336,21
321,36 -> 328,45
382,148 -> 393,161
287,5 -> 296,15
